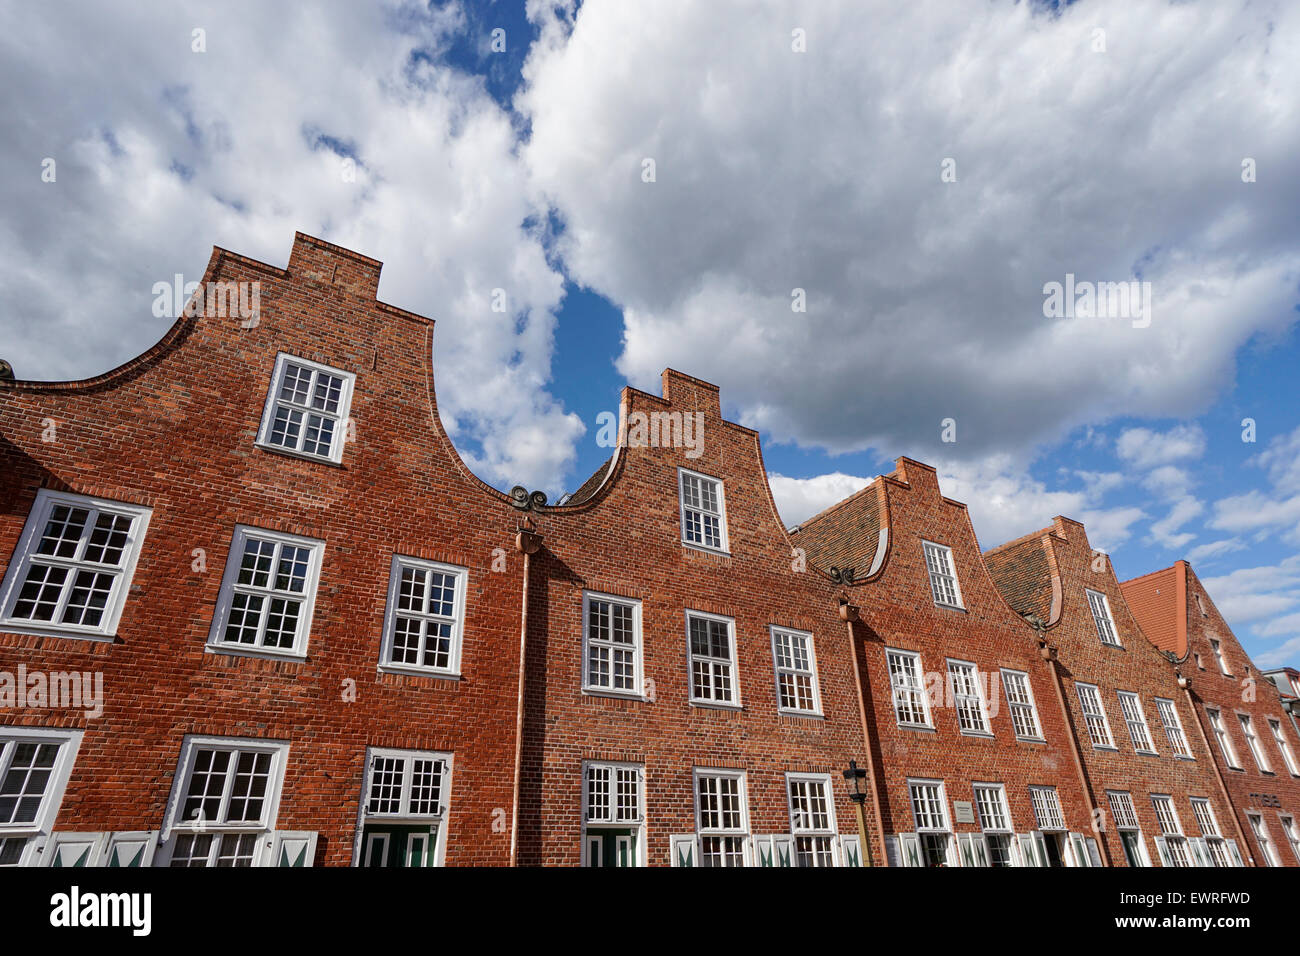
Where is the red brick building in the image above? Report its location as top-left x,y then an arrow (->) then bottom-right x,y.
1122,562 -> 1300,867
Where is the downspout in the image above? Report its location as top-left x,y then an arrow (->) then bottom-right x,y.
841,599 -> 887,866
1182,679 -> 1253,863
509,523 -> 543,866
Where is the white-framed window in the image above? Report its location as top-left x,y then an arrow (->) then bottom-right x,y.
1151,795 -> 1191,867
161,735 -> 289,867
1155,698 -> 1193,758
693,769 -> 749,867
1247,812 -> 1281,867
1238,714 -> 1271,772
1209,637 -> 1231,675
686,610 -> 739,707
1279,815 -> 1300,865
770,626 -> 822,716
1075,683 -> 1115,748
1029,786 -> 1065,831
0,490 -> 151,640
907,779 -> 953,867
887,649 -> 931,728
786,773 -> 837,867
1268,718 -> 1300,776
1085,588 -> 1120,646
678,468 -> 728,553
379,555 -> 467,677
1190,798 -> 1232,867
356,747 -> 452,868
583,761 -> 644,868
1001,669 -> 1043,740
947,659 -> 990,735
207,525 -> 323,659
921,541 -> 963,608
256,353 -> 355,464
973,783 -> 1015,867
583,592 -> 643,698
1108,791 -> 1149,868
1117,691 -> 1156,754
0,728 -> 83,868
1206,707 -> 1241,769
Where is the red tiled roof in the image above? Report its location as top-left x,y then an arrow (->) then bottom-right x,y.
983,531 -> 1053,624
1119,564 -> 1185,657
789,478 -> 882,577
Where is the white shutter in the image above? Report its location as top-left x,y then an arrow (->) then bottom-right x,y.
839,834 -> 863,867
771,834 -> 795,867
1068,832 -> 1089,867
1188,837 -> 1211,867
1153,836 -> 1173,867
884,835 -> 901,867
268,830 -> 318,867
1086,837 -> 1103,867
1225,839 -> 1246,867
40,832 -> 107,867
669,834 -> 698,867
1018,833 -> 1039,867
1032,831 -> 1050,867
898,832 -> 922,867
104,831 -> 157,867
956,833 -> 975,867
752,834 -> 775,867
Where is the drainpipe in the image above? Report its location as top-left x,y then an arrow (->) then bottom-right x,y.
1182,678 -> 1253,864
509,523 -> 543,866
840,599 -> 886,866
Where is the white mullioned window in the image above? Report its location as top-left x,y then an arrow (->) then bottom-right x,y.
379,556 -> 467,676
948,659 -> 990,735
1085,588 -> 1120,646
694,769 -> 749,867
1118,691 -> 1156,754
678,468 -> 728,552
922,541 -> 963,608
1151,795 -> 1191,867
1001,669 -> 1043,740
1155,698 -> 1193,758
1076,683 -> 1115,748
357,747 -> 452,868
770,627 -> 822,715
1238,714 -> 1270,772
687,611 -> 739,706
162,736 -> 289,867
1190,798 -> 1232,867
0,490 -> 151,640
365,750 -> 449,818
1209,637 -> 1231,675
908,779 -> 953,867
1279,816 -> 1300,864
1206,707 -> 1241,769
0,728 -> 83,868
1248,813 -> 1280,867
1108,790 -> 1149,868
1268,718 -> 1300,776
786,774 -> 837,867
256,353 -> 355,464
1029,786 -> 1065,831
583,592 -> 643,697
583,761 -> 644,868
207,526 -> 323,658
887,649 -> 931,728
973,783 -> 1015,867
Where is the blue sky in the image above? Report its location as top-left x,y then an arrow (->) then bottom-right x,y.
2,0 -> 1299,667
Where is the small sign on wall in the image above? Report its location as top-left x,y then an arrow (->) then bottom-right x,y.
953,801 -> 976,824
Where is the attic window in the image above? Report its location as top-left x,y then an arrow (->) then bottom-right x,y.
256,353 -> 355,464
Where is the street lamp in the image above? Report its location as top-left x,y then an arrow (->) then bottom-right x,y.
842,760 -> 873,866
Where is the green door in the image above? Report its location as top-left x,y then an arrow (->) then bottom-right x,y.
585,828 -> 638,867
362,824 -> 438,867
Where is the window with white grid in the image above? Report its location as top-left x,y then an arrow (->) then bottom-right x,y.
787,774 -> 836,867
695,770 -> 748,867
583,593 -> 642,697
1118,692 -> 1156,754
1248,813 -> 1281,866
1206,707 -> 1241,768
1107,791 -> 1140,830
1076,683 -> 1115,748
678,469 -> 727,552
1268,718 -> 1300,776
365,748 -> 449,818
887,649 -> 931,727
948,660 -> 990,734
1238,714 -> 1271,772
771,627 -> 821,715
1191,798 -> 1232,867
1280,816 -> 1300,864
687,611 -> 739,706
922,541 -> 963,608
1155,698 -> 1193,758
1002,669 -> 1042,740
974,784 -> 1011,832
1152,795 -> 1191,867
1209,638 -> 1231,675
0,490 -> 151,639
0,729 -> 83,868
1029,786 -> 1065,831
585,762 -> 643,824
380,556 -> 466,676
1085,588 -> 1120,646
256,353 -> 355,463
908,780 -> 951,832
208,526 -> 322,658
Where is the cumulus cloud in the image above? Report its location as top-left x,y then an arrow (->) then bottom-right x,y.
769,471 -> 874,528
1200,557 -> 1300,625
1116,426 -> 1208,471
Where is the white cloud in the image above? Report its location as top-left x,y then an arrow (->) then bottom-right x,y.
768,472 -> 874,528
1256,637 -> 1300,670
1116,425 -> 1207,471
1147,495 -> 1204,550
1185,537 -> 1246,564
1201,557 -> 1300,626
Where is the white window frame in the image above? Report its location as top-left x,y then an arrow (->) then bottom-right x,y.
1029,786 -> 1066,831
0,727 -> 84,867
921,540 -> 964,609
692,768 -> 749,867
206,525 -> 324,660
1001,668 -> 1043,741
947,659 -> 991,736
378,555 -> 468,678
1279,814 -> 1300,865
255,352 -> 356,465
581,591 -> 644,699
1237,713 -> 1271,772
1075,682 -> 1116,749
1209,637 -> 1231,676
907,778 -> 955,867
0,489 -> 152,641
1085,588 -> 1121,647
677,467 -> 729,554
1205,706 -> 1241,769
770,626 -> 823,717
1247,812 -> 1280,867
686,610 -> 741,708
1190,798 -> 1232,867
887,648 -> 932,729
1155,697 -> 1193,759
1268,717 -> 1300,776
785,773 -> 838,867
1151,795 -> 1192,867
1117,691 -> 1157,754
582,761 -> 645,867
352,747 -> 453,868
1107,790 -> 1151,868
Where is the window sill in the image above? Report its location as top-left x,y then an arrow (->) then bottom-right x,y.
960,729 -> 994,739
582,688 -> 648,703
1092,745 -> 1120,752
0,622 -> 116,643
1133,749 -> 1160,757
778,708 -> 825,720
255,441 -> 345,468
689,699 -> 743,712
205,643 -> 307,662
897,723 -> 936,733
933,602 -> 967,613
378,664 -> 462,681
681,541 -> 732,558
1015,736 -> 1047,745
1174,755 -> 1197,762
